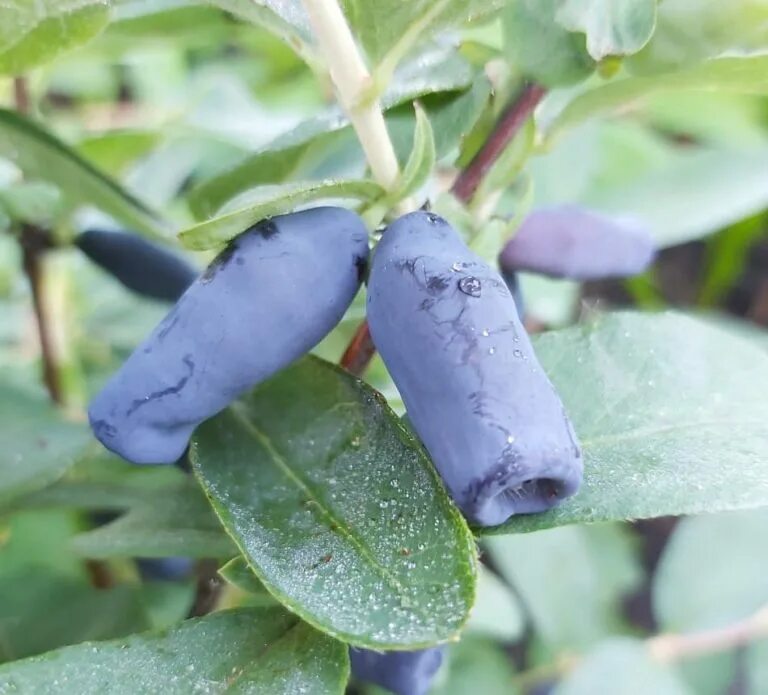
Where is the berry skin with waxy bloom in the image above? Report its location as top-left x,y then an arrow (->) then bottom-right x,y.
88,207 -> 369,465
367,211 -> 582,527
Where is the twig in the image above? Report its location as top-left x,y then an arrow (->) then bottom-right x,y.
301,0 -> 403,197
648,604 -> 768,664
451,82 -> 546,203
340,82 -> 547,376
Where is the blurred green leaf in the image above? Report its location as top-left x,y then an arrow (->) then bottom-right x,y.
342,0 -> 506,66
71,479 -> 236,559
389,103 -> 436,203
486,524 -> 640,650
188,50 -> 478,218
467,565 -> 525,642
629,0 -> 768,74
548,56 -> 768,140
0,375 -> 90,510
585,147 -> 768,248
653,508 -> 768,631
485,312 -> 768,535
0,181 -> 63,227
191,356 -> 477,649
556,0 -> 657,60
434,636 -> 519,695
0,110 -> 169,240
0,0 -> 110,75
218,556 -> 278,605
502,0 -> 595,87
0,570 -> 150,664
748,640 -> 768,694
0,607 -> 350,694
76,130 -> 162,175
553,639 -> 691,695
179,179 -> 382,250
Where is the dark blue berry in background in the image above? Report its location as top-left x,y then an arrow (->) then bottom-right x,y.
367,211 -> 582,527
350,646 -> 445,695
88,207 -> 369,465
499,205 -> 656,280
76,229 -> 198,302
136,557 -> 195,581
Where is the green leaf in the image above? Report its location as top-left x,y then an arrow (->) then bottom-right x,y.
484,311 -> 768,535
342,0 -> 507,66
584,147 -> 768,248
467,566 -> 525,642
71,479 -> 236,559
0,110 -> 169,240
205,0 -> 320,70
0,607 -> 350,694
0,181 -> 63,227
0,0 -> 110,75
191,356 -> 477,649
653,508 -> 768,631
0,571 -> 149,664
554,639 -> 692,695
179,179 -> 382,250
378,102 -> 436,211
434,636 -> 519,695
187,49 -> 477,219
76,130 -> 162,174
486,524 -> 640,650
748,640 -> 768,695
629,0 -> 768,74
502,0 -> 595,87
219,557 -> 279,605
0,376 -> 90,510
548,56 -> 768,141
556,0 -> 657,61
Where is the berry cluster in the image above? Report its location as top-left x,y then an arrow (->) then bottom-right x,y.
84,204 -> 655,695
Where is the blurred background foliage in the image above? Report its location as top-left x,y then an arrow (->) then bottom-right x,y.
0,1 -> 767,693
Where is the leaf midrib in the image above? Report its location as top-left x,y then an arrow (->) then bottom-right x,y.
229,402 -> 426,617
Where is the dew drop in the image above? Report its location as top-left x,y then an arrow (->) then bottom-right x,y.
481,328 -> 490,337
458,276 -> 482,297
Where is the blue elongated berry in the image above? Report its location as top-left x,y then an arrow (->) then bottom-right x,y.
76,230 -> 198,302
367,211 -> 582,527
136,557 -> 195,581
499,206 -> 656,280
350,647 -> 445,695
89,207 -> 369,465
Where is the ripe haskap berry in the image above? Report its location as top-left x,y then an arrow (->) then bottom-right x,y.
501,268 -> 525,319
76,230 -> 198,302
136,557 -> 194,581
89,207 -> 369,465
367,211 -> 582,527
350,646 -> 445,695
499,206 -> 656,280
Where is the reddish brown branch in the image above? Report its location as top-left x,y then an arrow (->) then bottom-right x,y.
339,82 -> 547,377
451,82 -> 547,202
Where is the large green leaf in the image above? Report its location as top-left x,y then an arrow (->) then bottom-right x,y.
486,524 -> 641,650
485,312 -> 768,535
179,179 -> 383,250
548,55 -> 768,140
502,0 -> 595,87
553,640 -> 691,695
556,0 -> 656,60
71,479 -> 236,559
191,356 -> 477,648
653,508 -> 768,631
0,608 -> 349,694
0,110 -> 169,239
0,376 -> 90,510
0,0 -> 110,75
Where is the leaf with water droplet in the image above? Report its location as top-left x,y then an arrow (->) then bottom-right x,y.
191,356 -> 476,648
